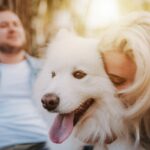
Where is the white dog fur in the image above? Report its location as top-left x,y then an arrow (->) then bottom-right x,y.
34,30 -> 144,150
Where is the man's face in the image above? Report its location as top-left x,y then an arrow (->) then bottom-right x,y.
0,11 -> 26,53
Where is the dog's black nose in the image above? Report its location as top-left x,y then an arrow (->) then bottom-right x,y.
41,93 -> 59,111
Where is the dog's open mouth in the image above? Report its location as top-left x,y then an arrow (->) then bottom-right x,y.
73,98 -> 95,125
50,98 -> 95,144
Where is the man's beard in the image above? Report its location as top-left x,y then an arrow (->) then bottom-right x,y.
0,44 -> 25,54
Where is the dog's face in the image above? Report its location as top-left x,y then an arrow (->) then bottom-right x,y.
37,31 -> 124,145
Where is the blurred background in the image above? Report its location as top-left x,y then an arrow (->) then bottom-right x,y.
0,0 -> 150,56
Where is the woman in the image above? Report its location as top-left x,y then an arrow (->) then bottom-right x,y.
99,11 -> 150,149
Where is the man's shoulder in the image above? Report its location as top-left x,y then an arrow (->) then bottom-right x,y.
28,55 -> 43,66
25,53 -> 43,74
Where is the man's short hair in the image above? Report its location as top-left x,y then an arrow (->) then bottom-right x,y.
0,5 -> 12,12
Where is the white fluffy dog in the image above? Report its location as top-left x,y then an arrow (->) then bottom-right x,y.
34,31 -> 144,150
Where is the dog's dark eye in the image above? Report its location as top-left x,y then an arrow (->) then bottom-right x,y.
51,71 -> 56,78
72,70 -> 87,79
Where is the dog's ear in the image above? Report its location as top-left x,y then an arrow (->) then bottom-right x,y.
53,29 -> 76,41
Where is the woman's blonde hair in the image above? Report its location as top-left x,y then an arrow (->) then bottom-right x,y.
99,11 -> 150,139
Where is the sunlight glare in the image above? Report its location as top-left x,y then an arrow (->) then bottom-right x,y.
87,0 -> 120,28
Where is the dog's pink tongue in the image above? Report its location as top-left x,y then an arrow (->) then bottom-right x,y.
50,113 -> 74,143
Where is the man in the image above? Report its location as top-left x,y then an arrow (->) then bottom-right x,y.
0,6 -> 50,150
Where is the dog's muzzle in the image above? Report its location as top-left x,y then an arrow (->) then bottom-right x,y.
41,93 -> 59,111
